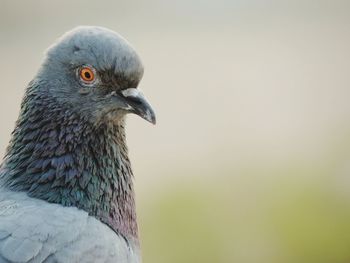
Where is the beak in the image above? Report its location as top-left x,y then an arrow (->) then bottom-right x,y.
119,88 -> 156,124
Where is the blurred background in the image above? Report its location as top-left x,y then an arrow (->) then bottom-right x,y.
1,0 -> 350,262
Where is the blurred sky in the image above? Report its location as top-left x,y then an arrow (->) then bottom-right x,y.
1,0 -> 350,175
1,1 -> 350,262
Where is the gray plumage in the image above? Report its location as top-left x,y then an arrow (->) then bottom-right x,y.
0,190 -> 139,263
0,26 -> 156,263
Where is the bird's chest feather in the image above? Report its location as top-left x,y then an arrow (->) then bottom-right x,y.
0,105 -> 138,241
0,191 -> 141,263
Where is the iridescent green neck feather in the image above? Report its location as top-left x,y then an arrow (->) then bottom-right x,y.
0,82 -> 138,241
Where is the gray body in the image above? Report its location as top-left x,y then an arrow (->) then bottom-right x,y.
0,190 -> 140,263
0,26 -> 156,262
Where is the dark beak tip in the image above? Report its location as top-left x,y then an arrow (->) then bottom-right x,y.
147,111 -> 156,125
151,117 -> 156,125
137,107 -> 156,125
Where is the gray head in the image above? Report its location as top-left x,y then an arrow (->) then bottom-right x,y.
0,27 -> 156,241
36,26 -> 155,125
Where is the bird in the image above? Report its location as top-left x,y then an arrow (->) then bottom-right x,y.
0,26 -> 156,263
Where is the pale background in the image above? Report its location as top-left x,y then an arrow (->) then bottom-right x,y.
1,1 -> 350,262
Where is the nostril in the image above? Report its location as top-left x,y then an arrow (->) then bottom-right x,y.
119,88 -> 144,105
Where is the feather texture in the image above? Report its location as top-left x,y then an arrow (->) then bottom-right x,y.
0,26 -> 155,263
0,190 -> 140,263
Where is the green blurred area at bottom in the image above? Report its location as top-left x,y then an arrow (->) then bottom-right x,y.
138,163 -> 350,263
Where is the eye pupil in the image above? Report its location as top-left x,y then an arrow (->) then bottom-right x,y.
79,66 -> 95,83
84,72 -> 91,79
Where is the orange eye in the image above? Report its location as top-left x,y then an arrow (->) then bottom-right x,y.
79,66 -> 95,83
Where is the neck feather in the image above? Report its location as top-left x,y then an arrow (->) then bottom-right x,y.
0,84 -> 138,241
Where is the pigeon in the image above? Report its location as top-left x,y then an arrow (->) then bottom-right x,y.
0,26 -> 156,263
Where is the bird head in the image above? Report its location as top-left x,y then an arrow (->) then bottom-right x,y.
36,26 -> 156,125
